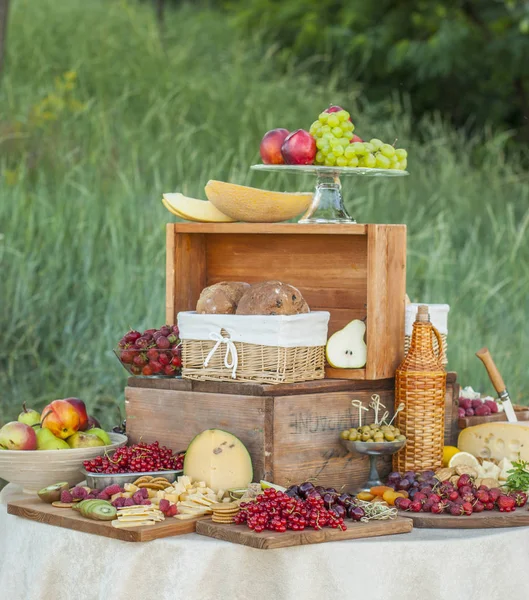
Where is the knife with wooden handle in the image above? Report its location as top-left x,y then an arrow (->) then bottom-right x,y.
476,347 -> 517,423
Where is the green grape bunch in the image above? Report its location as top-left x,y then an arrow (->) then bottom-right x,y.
309,110 -> 407,170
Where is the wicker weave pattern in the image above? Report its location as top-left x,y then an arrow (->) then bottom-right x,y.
394,314 -> 447,472
182,339 -> 325,384
405,332 -> 447,366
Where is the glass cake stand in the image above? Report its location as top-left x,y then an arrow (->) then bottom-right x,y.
251,164 -> 408,224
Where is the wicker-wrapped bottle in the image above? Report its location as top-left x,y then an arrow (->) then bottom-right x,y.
393,305 -> 446,472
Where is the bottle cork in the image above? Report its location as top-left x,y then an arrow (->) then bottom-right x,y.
416,305 -> 430,322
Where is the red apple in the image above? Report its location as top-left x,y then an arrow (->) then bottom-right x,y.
41,399 -> 81,439
65,398 -> 89,430
352,134 -> 363,143
325,105 -> 352,123
0,422 -> 38,450
86,415 -> 101,430
260,128 -> 290,164
280,129 -> 317,165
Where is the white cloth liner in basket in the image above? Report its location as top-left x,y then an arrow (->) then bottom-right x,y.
177,311 -> 330,379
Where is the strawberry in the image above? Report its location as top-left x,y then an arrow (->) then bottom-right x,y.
511,491 -> 528,507
497,494 -> 516,512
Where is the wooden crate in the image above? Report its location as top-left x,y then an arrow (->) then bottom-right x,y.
125,374 -> 458,492
166,223 -> 406,381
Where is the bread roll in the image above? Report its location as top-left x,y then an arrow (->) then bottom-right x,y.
196,282 -> 251,314
236,281 -> 309,316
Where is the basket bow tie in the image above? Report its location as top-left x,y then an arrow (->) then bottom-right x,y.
203,330 -> 238,379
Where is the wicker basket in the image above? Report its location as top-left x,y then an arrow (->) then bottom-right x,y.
394,305 -> 447,472
178,311 -> 329,385
405,303 -> 449,366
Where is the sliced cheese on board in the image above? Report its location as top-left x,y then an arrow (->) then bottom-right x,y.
183,429 -> 253,492
458,422 -> 529,462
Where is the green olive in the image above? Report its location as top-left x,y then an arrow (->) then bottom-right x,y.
396,435 -> 406,442
394,428 -> 400,435
365,438 -> 374,443
348,431 -> 358,441
384,432 -> 395,441
361,432 -> 371,442
340,430 -> 350,440
360,425 -> 371,434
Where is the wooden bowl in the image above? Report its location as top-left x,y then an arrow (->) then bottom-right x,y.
0,432 -> 127,493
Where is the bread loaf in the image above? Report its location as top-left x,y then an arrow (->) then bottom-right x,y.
236,281 -> 309,316
196,282 -> 251,314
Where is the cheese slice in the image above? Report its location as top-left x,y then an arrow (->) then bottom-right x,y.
174,514 -> 198,520
458,423 -> 529,462
183,429 -> 253,492
112,520 -> 156,528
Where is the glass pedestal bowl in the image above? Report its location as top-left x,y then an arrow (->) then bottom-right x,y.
251,164 -> 408,224
341,438 -> 407,493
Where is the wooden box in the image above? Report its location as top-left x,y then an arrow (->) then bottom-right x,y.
125,374 -> 458,492
166,223 -> 406,380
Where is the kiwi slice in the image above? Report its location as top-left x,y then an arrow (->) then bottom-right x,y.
37,482 -> 69,504
79,500 -> 117,521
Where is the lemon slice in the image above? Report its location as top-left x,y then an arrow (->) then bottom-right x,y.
442,446 -> 460,467
448,451 -> 479,469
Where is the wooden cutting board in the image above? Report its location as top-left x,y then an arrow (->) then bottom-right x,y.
7,497 -> 204,542
400,509 -> 529,529
195,516 -> 413,549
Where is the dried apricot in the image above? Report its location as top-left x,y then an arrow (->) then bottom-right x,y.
382,490 -> 406,506
369,485 -> 393,497
356,492 -> 375,501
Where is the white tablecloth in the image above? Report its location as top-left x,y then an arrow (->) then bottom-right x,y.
2,483 -> 529,600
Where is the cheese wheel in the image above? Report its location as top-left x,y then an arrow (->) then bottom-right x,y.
458,422 -> 529,462
183,429 -> 253,492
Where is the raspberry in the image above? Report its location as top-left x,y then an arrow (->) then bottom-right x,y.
97,491 -> 110,501
140,488 -> 149,499
71,487 -> 88,500
60,490 -> 74,503
132,491 -> 144,505
141,499 -> 152,506
159,499 -> 170,513
103,484 -> 122,496
123,498 -> 135,507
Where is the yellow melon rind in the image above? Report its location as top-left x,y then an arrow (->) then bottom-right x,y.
162,193 -> 236,223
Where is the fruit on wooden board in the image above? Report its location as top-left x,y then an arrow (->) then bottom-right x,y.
18,403 -> 41,427
162,193 -> 236,223
259,128 -> 290,164
66,432 -> 105,449
85,428 -> 111,445
84,441 -> 184,473
0,421 -> 38,450
458,422 -> 529,462
183,429 -> 253,492
40,399 -> 81,439
325,319 -> 367,369
78,499 -> 117,521
442,446 -> 460,466
64,398 -> 89,430
37,482 -> 70,504
35,427 -> 70,450
204,180 -> 312,223
280,129 -> 317,165
116,325 -> 182,377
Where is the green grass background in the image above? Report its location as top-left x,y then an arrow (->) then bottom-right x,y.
1,0 -> 528,441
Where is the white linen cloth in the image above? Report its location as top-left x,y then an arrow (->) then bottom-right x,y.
2,483 -> 529,600
178,311 -> 330,347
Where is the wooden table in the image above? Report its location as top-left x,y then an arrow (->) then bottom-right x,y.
2,485 -> 529,600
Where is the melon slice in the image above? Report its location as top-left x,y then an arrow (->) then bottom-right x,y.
162,193 -> 236,223
204,180 -> 312,223
326,319 -> 367,369
183,429 -> 253,492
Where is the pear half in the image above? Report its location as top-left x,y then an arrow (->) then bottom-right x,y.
326,319 -> 367,369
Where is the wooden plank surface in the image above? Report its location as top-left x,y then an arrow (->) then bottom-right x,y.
272,389 -> 396,491
401,509 -> 529,529
7,497 -> 203,542
172,223 -> 368,235
125,387 -> 272,481
458,405 -> 529,430
196,517 -> 413,549
166,230 -> 206,325
365,224 -> 406,380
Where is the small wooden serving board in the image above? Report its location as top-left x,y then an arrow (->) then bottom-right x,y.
400,509 -> 529,529
7,497 -> 203,542
196,516 -> 413,549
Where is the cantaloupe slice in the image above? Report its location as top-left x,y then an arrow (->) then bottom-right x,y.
162,193 -> 236,223
183,429 -> 253,492
204,180 -> 312,223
